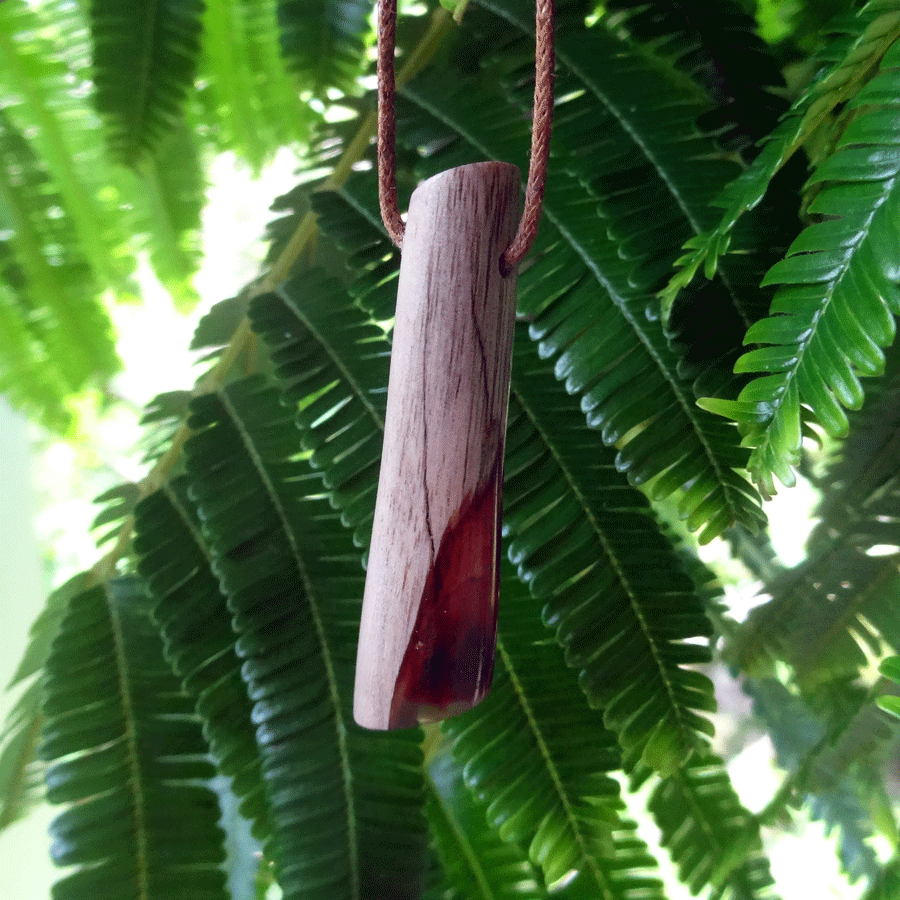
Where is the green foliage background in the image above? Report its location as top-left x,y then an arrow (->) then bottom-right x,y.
2,0 -> 900,898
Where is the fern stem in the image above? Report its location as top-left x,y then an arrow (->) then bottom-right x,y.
103,581 -> 151,900
424,773 -> 498,900
497,640 -> 618,899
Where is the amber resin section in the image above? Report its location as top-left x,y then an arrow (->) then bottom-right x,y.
353,162 -> 520,730
388,466 -> 501,728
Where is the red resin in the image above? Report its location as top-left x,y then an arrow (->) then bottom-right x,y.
388,468 -> 501,728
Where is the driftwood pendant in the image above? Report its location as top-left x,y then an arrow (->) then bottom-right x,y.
354,161 -> 520,730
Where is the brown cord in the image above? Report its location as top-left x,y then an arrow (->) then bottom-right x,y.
377,0 -> 405,247
377,0 -> 554,271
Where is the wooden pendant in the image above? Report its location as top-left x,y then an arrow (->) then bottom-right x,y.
354,161 -> 520,730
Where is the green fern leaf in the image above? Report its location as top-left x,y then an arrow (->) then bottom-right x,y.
183,377 -> 428,900
198,0 -> 312,169
812,359 -> 900,535
642,750 -> 776,899
728,366 -> 900,679
138,389 -> 193,466
248,270 -> 388,550
310,176 -> 402,323
89,0 -> 204,165
0,0 -> 129,290
488,0 -> 775,341
190,296 -> 250,361
0,112 -> 118,426
0,281 -> 61,422
1,575 -> 88,831
427,753 -> 551,900
860,858 -> 900,900
133,477 -> 271,839
728,535 -> 888,678
879,657 -> 900,718
0,680 -> 44,832
446,566 -> 624,883
444,565 -> 668,897
490,0 -> 741,236
662,2 -> 900,313
505,338 -> 718,770
604,0 -> 787,157
504,3 -> 787,386
314,52 -> 765,543
702,36 -> 900,493
812,683 -> 898,794
748,678 -> 887,882
40,576 -> 228,900
277,0 -> 371,95
1,575 -> 98,833
731,396 -> 900,683
738,550 -> 900,685
115,125 -> 205,308
87,483 -> 141,551
8,574 -> 87,690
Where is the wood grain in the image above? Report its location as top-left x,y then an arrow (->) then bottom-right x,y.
354,161 -> 520,730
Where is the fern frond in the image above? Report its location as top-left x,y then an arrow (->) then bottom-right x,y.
0,112 -> 118,426
643,750 -> 777,899
7,573 -> 86,690
190,296 -> 251,361
310,175 -> 402,323
90,483 -> 141,548
513,5 -> 790,389
115,125 -> 205,308
133,477 -> 270,838
0,0 -> 128,290
811,683 -> 898,792
0,680 -> 43,832
811,357 -> 900,535
248,269 -> 389,550
730,361 -> 900,679
736,549 -> 900,685
183,377 -> 428,900
489,0 -> 782,348
277,0 -> 371,95
662,1 -> 900,314
603,0 -> 787,156
444,565 -> 628,889
40,576 -> 228,900
2,576 -> 82,830
811,783 -> 884,882
89,0 -> 204,165
860,858 -> 900,900
878,657 -> 900,718
485,0 -> 742,288
426,753 -> 551,900
505,338 -> 718,770
731,421 -> 900,683
706,35 -> 900,493
138,389 -> 193,466
198,0 -> 311,170
747,678 -> 888,882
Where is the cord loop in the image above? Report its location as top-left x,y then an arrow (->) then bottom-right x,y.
377,0 -> 554,271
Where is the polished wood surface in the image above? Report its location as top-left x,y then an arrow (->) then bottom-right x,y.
354,162 -> 520,730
